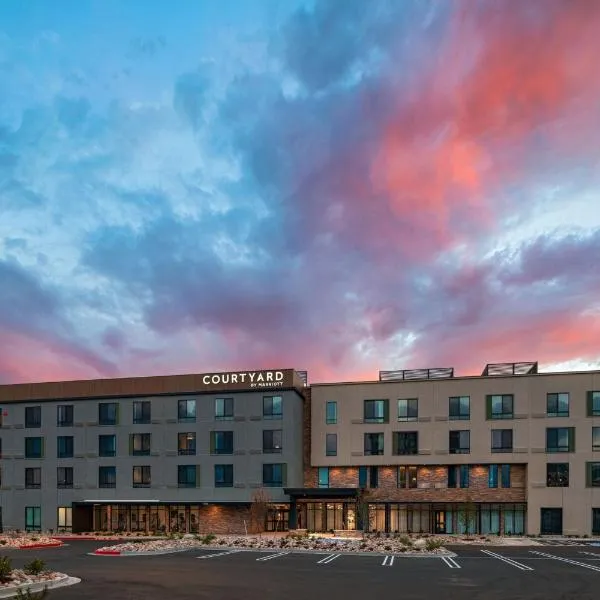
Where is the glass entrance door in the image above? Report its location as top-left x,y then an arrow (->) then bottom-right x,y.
434,510 -> 446,534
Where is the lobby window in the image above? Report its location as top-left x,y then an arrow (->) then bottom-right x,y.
318,467 -> 330,488
130,433 -> 151,456
547,393 -> 569,417
490,465 -> 511,489
449,430 -> 470,454
449,396 -> 470,420
98,434 -> 116,457
358,466 -> 367,488
398,466 -> 418,489
56,405 -> 73,427
486,395 -> 514,420
57,507 -> 72,532
501,464 -> 511,488
594,509 -> 600,536
488,464 -> 498,488
546,427 -> 575,453
57,466 -> 73,489
25,507 -> 41,532
369,466 -> 379,488
547,463 -> 569,487
326,401 -> 337,425
364,399 -> 389,424
133,401 -> 151,424
364,432 -> 384,456
393,431 -> 418,455
587,391 -> 600,416
263,429 -> 282,454
25,437 -> 44,459
263,396 -> 283,420
491,429 -> 513,453
25,406 -> 41,428
215,398 -> 234,421
98,402 -> 118,426
586,462 -> 600,487
25,467 -> 41,489
214,464 -> 234,488
178,432 -> 196,456
210,431 -> 234,455
178,465 -> 199,488
326,433 -> 337,456
133,465 -> 151,488
99,466 -> 116,488
448,465 -> 469,488
263,463 -> 287,487
178,399 -> 196,423
57,436 -> 74,458
593,427 -> 600,451
397,398 -> 418,422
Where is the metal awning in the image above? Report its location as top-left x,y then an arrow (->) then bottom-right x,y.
284,487 -> 359,499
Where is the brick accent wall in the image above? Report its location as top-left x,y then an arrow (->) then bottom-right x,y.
305,464 -> 527,503
198,505 -> 252,534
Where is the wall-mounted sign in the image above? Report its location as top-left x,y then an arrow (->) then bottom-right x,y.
200,370 -> 289,390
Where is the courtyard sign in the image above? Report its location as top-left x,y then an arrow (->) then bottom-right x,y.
200,370 -> 291,390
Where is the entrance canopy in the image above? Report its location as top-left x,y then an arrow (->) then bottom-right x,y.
284,487 -> 359,500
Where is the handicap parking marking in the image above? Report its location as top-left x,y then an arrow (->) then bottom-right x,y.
480,549 -> 533,571
256,551 -> 291,562
530,550 -> 600,572
317,553 -> 341,565
441,556 -> 461,569
381,555 -> 394,567
197,550 -> 242,559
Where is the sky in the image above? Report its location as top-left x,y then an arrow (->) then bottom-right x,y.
1,0 -> 599,386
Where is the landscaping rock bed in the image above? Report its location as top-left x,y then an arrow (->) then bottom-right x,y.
0,535 -> 63,549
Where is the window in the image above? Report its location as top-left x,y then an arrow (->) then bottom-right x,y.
130,433 -> 151,456
215,398 -> 234,420
369,466 -> 378,488
178,465 -> 198,488
25,507 -> 41,532
263,396 -> 283,419
397,398 -> 418,422
358,466 -> 367,488
449,430 -> 470,454
98,403 -> 118,426
214,464 -> 233,487
326,401 -> 337,425
547,393 -> 569,417
398,466 -> 418,488
57,436 -> 74,458
57,507 -> 72,532
263,463 -> 286,487
99,466 -> 116,488
449,396 -> 470,420
593,509 -> 600,536
546,427 -> 575,453
586,462 -> 600,487
57,467 -> 73,489
178,432 -> 196,456
133,401 -> 151,424
25,467 -> 41,489
593,427 -> 600,451
25,406 -> 41,428
263,430 -> 282,453
488,465 -> 498,488
210,431 -> 234,455
393,431 -> 418,455
501,464 -> 511,488
587,391 -> 600,416
57,405 -> 73,427
98,434 -> 116,457
364,432 -> 384,456
491,429 -> 513,453
178,399 -> 196,423
326,433 -> 337,456
364,399 -> 389,424
25,437 -> 43,459
547,463 -> 569,487
486,395 -> 514,420
448,465 -> 469,488
133,466 -> 151,487
318,467 -> 330,488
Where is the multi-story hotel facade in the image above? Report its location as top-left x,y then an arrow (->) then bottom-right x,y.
1,362 -> 600,536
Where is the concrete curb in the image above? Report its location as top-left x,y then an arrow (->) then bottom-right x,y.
0,575 -> 80,598
16,542 -> 64,550
93,547 -> 196,557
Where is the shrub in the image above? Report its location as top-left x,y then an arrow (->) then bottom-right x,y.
0,556 -> 13,582
202,533 -> 216,545
30,537 -> 39,542
425,538 -> 443,551
0,540 -> 6,545
398,535 -> 412,547
24,559 -> 47,576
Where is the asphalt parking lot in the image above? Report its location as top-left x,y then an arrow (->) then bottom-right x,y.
4,541 -> 600,600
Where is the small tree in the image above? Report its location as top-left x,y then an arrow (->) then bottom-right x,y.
249,488 -> 271,535
355,488 -> 372,538
458,492 -> 478,538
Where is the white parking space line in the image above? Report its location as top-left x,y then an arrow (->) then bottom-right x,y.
381,555 -> 394,567
197,550 -> 241,559
317,553 -> 341,565
441,556 -> 461,569
580,551 -> 600,557
480,550 -> 533,571
256,552 -> 290,562
530,551 -> 600,572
